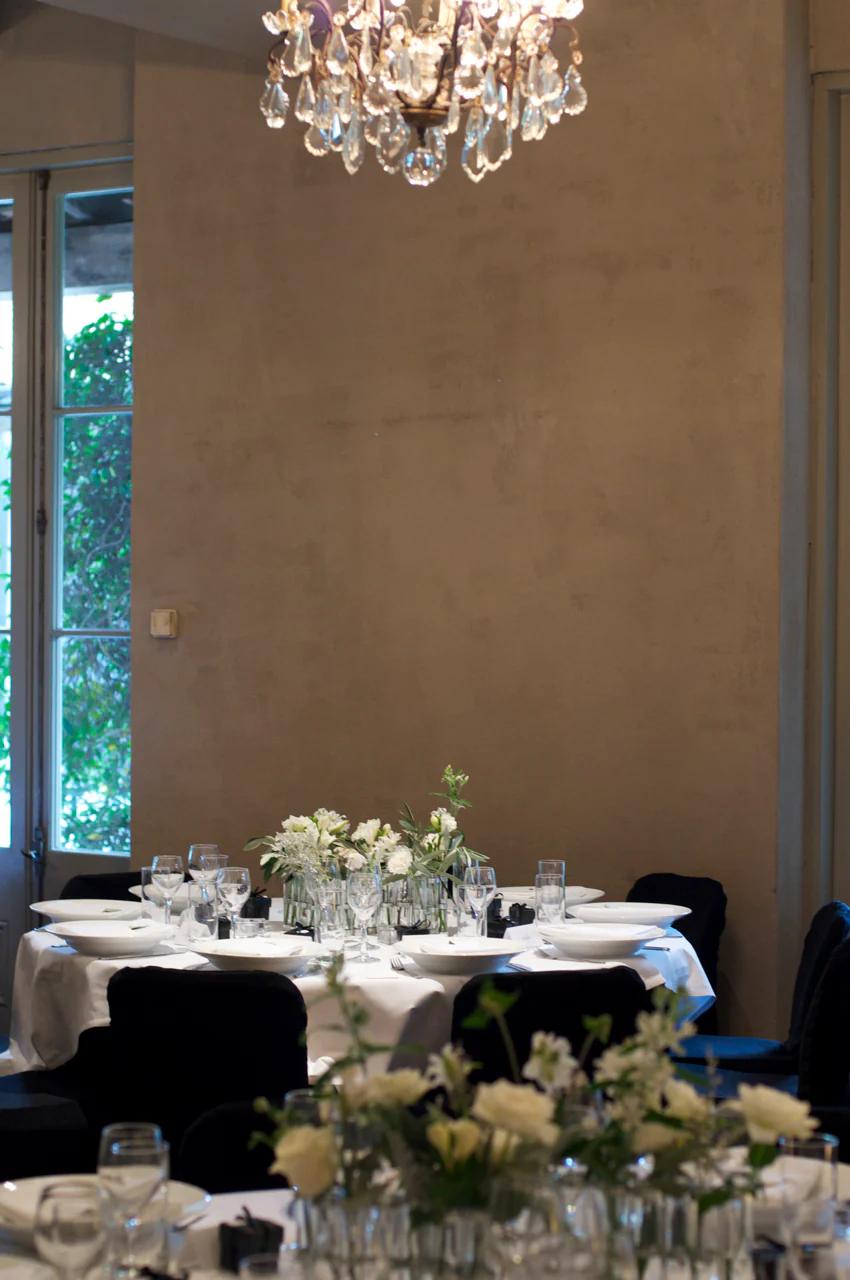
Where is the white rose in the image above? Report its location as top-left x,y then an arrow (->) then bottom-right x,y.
387,848 -> 413,876
345,1069 -> 430,1108
664,1079 -> 711,1124
631,1122 -> 683,1154
269,1125 -> 337,1198
471,1080 -> 558,1146
282,815 -> 314,834
343,850 -> 367,872
352,819 -> 382,846
733,1085 -> 818,1145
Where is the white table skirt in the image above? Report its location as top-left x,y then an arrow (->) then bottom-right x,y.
0,927 -> 713,1080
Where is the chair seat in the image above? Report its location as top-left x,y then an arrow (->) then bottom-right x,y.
0,1088 -> 91,1180
676,1034 -> 795,1074
684,1063 -> 799,1100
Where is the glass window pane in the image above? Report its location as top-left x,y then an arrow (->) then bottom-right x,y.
59,412 -> 131,631
58,636 -> 130,853
0,200 -> 11,413
61,190 -> 133,408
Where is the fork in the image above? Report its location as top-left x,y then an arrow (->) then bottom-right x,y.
389,953 -> 408,972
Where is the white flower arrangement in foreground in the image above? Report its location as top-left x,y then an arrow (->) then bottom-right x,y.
256,964 -> 820,1221
245,764 -> 486,882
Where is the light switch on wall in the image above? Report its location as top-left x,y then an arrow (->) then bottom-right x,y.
150,608 -> 179,638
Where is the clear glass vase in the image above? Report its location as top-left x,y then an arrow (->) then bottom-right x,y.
281,873 -> 315,928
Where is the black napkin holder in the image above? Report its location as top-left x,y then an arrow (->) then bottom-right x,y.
508,902 -> 535,926
397,922 -> 430,939
242,891 -> 272,920
219,1210 -> 283,1274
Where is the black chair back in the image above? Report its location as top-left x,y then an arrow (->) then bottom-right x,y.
176,1100 -> 286,1192
785,901 -> 850,1055
60,870 -> 141,901
106,968 -> 309,1147
627,873 -> 727,1032
797,933 -> 850,1106
451,968 -> 653,1084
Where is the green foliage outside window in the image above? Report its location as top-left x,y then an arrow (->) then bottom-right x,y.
59,305 -> 132,851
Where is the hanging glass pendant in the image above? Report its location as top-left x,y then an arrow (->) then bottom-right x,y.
258,0 -> 590,184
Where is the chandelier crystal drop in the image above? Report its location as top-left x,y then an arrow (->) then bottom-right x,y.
258,0 -> 588,186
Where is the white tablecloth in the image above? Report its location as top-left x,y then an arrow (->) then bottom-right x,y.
0,926 -> 713,1079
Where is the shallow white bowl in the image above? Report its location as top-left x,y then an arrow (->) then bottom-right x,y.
31,898 -> 141,924
539,921 -> 664,960
399,934 -> 527,975
191,936 -> 324,974
0,1176 -> 208,1244
568,901 -> 691,929
45,919 -> 174,957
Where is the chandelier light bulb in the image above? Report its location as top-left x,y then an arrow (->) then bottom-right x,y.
257,0 -> 588,185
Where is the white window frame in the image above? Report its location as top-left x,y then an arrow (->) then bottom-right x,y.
41,161 -> 133,887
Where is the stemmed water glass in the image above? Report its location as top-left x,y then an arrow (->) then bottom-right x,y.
97,1122 -> 169,1275
347,869 -> 382,963
463,866 -> 497,937
188,844 -> 227,893
151,854 -> 184,928
34,1181 -> 104,1280
217,865 -> 252,936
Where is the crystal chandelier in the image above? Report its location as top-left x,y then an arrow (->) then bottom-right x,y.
258,0 -> 588,186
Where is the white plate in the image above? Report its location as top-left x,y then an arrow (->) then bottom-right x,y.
191,936 -> 324,974
0,1176 -> 208,1242
539,921 -> 664,959
399,934 -> 527,975
30,898 -> 141,923
568,901 -> 691,928
500,885 -> 605,907
44,919 -> 174,957
129,883 -> 192,910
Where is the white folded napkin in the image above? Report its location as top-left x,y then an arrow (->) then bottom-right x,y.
509,947 -> 618,974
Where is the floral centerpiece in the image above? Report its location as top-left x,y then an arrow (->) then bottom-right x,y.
245,765 -> 486,929
255,965 -> 820,1274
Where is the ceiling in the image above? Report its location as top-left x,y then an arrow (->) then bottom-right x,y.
35,0 -> 267,58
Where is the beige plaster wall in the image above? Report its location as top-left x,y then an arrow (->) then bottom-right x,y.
811,0 -> 850,73
132,0 -> 796,1033
0,1 -> 133,157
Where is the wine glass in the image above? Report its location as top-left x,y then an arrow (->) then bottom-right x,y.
151,854 -> 183,928
217,865 -> 252,935
535,873 -> 565,924
34,1181 -> 104,1280
463,866 -> 497,937
347,869 -> 382,963
188,844 -> 228,910
97,1123 -> 169,1274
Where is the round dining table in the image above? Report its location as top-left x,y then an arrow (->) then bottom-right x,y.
0,919 -> 714,1080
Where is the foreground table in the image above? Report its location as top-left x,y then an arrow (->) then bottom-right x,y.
0,926 -> 713,1079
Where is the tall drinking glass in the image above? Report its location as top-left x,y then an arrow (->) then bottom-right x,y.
97,1123 -> 169,1276
347,869 -> 382,963
535,873 -> 565,924
463,866 -> 497,937
778,1133 -> 839,1251
537,859 -> 566,885
139,865 -> 164,922
34,1181 -> 104,1280
217,865 -> 252,935
151,854 -> 183,928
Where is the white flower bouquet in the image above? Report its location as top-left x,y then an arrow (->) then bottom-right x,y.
245,765 -> 487,886
255,969 -> 820,1246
